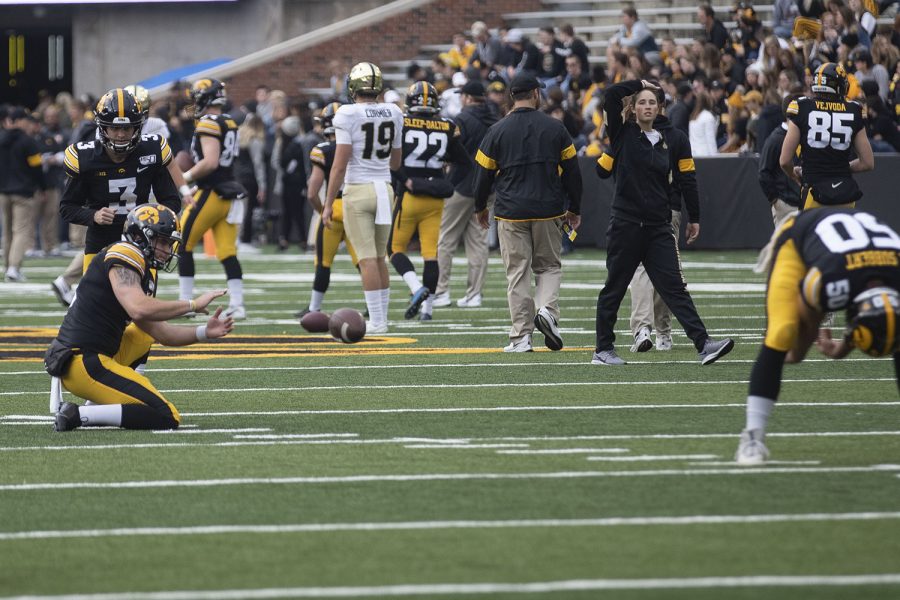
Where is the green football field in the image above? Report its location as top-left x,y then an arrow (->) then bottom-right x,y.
1,248 -> 899,599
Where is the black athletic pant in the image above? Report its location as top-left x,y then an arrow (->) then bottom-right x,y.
595,218 -> 708,352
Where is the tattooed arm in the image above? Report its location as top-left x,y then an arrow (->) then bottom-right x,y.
109,266 -> 225,322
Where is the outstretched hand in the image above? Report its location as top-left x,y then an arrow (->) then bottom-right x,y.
205,307 -> 234,339
193,289 -> 227,314
816,328 -> 852,359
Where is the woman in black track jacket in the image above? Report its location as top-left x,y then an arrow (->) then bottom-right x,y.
591,79 -> 734,367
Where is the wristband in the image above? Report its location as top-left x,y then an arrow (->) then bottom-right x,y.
189,299 -> 196,313
183,171 -> 194,184
195,325 -> 208,342
179,184 -> 193,197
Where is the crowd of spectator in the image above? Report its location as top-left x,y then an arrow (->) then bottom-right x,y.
3,0 -> 900,268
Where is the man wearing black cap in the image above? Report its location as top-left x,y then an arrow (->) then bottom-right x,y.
432,81 -> 499,310
0,107 -> 46,282
472,74 -> 582,352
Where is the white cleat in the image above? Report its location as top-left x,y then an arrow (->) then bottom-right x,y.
365,321 -> 389,335
655,333 -> 673,351
223,305 -> 246,320
432,292 -> 451,307
457,293 -> 482,308
735,429 -> 770,466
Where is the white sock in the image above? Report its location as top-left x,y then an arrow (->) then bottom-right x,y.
402,271 -> 422,293
178,276 -> 195,302
227,278 -> 244,307
365,290 -> 384,326
78,404 -> 123,427
422,296 -> 434,316
309,290 -> 325,312
381,288 -> 390,321
746,395 -> 775,432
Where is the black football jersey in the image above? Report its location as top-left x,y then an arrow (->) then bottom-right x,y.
778,209 -> 900,311
786,96 -> 864,183
60,135 -> 179,253
401,114 -> 467,180
191,113 -> 239,188
55,241 -> 157,356
309,141 -> 336,183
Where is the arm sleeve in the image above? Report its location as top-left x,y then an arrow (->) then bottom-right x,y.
671,134 -> 699,222
602,80 -> 644,143
22,139 -> 47,190
758,135 -> 780,200
152,166 -> 181,215
473,131 -> 497,212
559,134 -> 582,214
59,175 -> 96,226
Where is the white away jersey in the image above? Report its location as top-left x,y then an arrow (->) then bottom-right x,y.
333,102 -> 404,183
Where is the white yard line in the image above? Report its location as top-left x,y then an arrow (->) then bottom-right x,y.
585,454 -> 720,462
151,428 -> 272,435
496,448 -> 630,455
2,378 -> 895,398
3,574 -> 900,599
2,465 -> 899,491
2,431 -> 898,453
402,444 -> 529,449
1,511 -> 899,542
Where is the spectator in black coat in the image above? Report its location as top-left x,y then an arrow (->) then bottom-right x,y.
758,94 -> 802,226
698,4 -> 729,50
277,117 -> 309,251
667,82 -> 694,136
559,24 -> 590,74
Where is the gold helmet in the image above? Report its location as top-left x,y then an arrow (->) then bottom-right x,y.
347,62 -> 384,101
124,84 -> 151,120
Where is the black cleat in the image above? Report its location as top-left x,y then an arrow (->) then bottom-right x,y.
405,286 -> 430,320
54,402 -> 82,432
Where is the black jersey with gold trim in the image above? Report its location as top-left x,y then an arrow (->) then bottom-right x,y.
309,141 -> 336,182
55,241 -> 158,356
191,113 -> 239,188
786,96 -> 864,183
60,134 -> 178,252
401,114 -> 467,180
775,209 -> 900,312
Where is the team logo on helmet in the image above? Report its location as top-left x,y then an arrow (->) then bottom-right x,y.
846,287 -> 900,357
811,62 -> 849,98
124,204 -> 182,272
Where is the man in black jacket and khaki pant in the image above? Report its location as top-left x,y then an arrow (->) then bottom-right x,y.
473,74 -> 582,352
0,106 -> 46,282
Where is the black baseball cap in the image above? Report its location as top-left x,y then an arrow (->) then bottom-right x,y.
461,80 -> 486,97
509,73 -> 545,95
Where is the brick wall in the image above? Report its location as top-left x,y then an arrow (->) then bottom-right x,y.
224,0 -> 543,103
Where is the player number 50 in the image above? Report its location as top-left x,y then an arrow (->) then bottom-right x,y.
814,212 -> 900,253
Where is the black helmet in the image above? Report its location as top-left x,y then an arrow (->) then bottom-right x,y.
406,81 -> 440,114
315,101 -> 342,135
846,287 -> 900,357
94,88 -> 145,155
123,204 -> 182,272
189,78 -> 227,113
811,62 -> 849,98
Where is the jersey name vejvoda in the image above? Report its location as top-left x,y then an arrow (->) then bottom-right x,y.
787,96 -> 864,183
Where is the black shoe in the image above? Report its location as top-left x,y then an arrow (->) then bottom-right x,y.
405,286 -> 430,320
295,307 -> 312,319
54,402 -> 82,432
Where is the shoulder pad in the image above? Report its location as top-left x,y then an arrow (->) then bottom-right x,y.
104,242 -> 147,277
195,115 -> 222,137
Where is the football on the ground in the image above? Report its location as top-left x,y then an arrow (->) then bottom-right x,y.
300,310 -> 330,333
329,308 -> 366,343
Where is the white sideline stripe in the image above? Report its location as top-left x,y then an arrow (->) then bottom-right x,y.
2,511 -> 900,542
3,431 -> 899,453
151,428 -> 271,435
2,465 -> 899,491
4,575 -> 900,599
496,448 -> 630,455
3,378 -> 894,398
403,444 -> 528,449
3,356 -> 885,377
691,460 -> 821,466
585,454 -> 719,462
